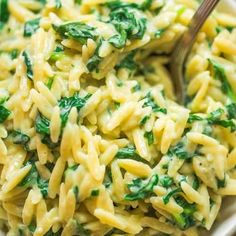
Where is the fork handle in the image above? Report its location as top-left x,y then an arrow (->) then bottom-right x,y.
170,0 -> 220,104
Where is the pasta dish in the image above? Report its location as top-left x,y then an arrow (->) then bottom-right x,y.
0,0 -> 236,235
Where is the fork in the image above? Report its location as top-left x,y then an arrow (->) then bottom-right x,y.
170,0 -> 220,104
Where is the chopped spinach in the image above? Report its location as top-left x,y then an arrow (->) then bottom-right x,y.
74,221 -> 91,236
217,176 -> 226,188
159,175 -> 173,188
187,114 -> 203,124
55,0 -> 62,9
24,18 -> 40,37
0,105 -> 10,123
86,39 -> 102,72
132,83 -> 141,92
140,115 -> 150,126
108,3 -> 147,48
22,51 -> 33,80
207,108 -> 236,132
208,59 -> 236,102
35,113 -> 50,135
53,22 -> 97,44
91,189 -> 99,196
46,78 -> 54,89
163,187 -> 181,204
155,29 -> 165,38
192,176 -> 200,190
226,103 -> 236,119
10,49 -> 19,59
8,130 -> 30,150
172,196 -> 196,230
116,51 -> 137,71
0,0 -> 9,28
167,142 -> 193,160
142,92 -> 167,114
44,228 -> 63,236
58,93 -> 91,127
115,144 -> 149,164
19,162 -> 49,198
73,186 -> 79,201
140,0 -> 153,10
144,131 -> 154,145
124,175 -> 158,201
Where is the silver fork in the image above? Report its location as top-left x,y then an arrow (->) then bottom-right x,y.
170,0 -> 220,104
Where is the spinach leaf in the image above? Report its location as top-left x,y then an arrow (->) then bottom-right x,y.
108,4 -> 147,48
192,176 -> 200,190
132,83 -> 141,93
53,22 -> 97,44
19,162 -> 49,198
187,114 -> 203,124
217,176 -> 226,188
140,115 -> 150,126
45,77 -> 54,89
0,0 -> 9,28
0,105 -> 10,123
44,228 -> 63,236
58,93 -> 91,128
167,142 -> 193,160
22,51 -> 33,80
163,187 -> 181,204
55,0 -> 62,8
8,130 -> 30,149
124,175 -> 158,201
142,92 -> 167,114
207,108 -> 236,132
24,18 -> 40,37
154,28 -> 165,38
87,39 -> 102,72
144,131 -> 154,145
226,103 -> 236,119
116,51 -> 137,70
35,113 -> 50,135
173,196 -> 196,230
10,49 -> 19,59
74,222 -> 91,236
208,59 -> 236,102
115,144 -> 149,164
91,189 -> 99,196
159,175 -> 173,188
73,186 -> 79,201
140,0 -> 153,10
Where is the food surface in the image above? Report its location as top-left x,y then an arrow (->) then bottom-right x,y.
0,0 -> 236,235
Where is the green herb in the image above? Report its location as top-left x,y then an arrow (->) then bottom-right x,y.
192,176 -> 200,190
132,83 -> 141,92
87,39 -> 102,72
10,49 -> 19,59
114,102 -> 120,109
0,0 -> 9,28
142,92 -> 167,114
73,186 -> 79,201
207,108 -> 236,132
226,103 -> 236,119
160,175 -> 173,188
19,162 -> 49,198
91,189 -> 99,196
203,125 -> 213,136
124,175 -> 158,201
163,187 -> 181,204
75,222 -> 91,236
140,115 -> 150,126
187,114 -> 203,124
55,0 -> 62,8
28,220 -> 36,233
24,18 -> 40,37
49,50 -> 64,62
44,228 -> 63,236
53,22 -> 97,44
140,0 -> 153,10
115,144 -> 149,164
226,26 -> 234,32
8,130 -> 30,149
155,29 -> 165,38
208,59 -> 236,102
173,196 -> 196,230
107,3 -> 147,48
35,113 -> 50,135
144,131 -> 154,145
162,163 -> 169,169
167,142 -> 193,160
217,176 -> 226,188
116,51 -> 137,71
0,105 -> 10,123
58,93 -> 91,128
22,51 -> 33,80
46,78 -> 54,89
